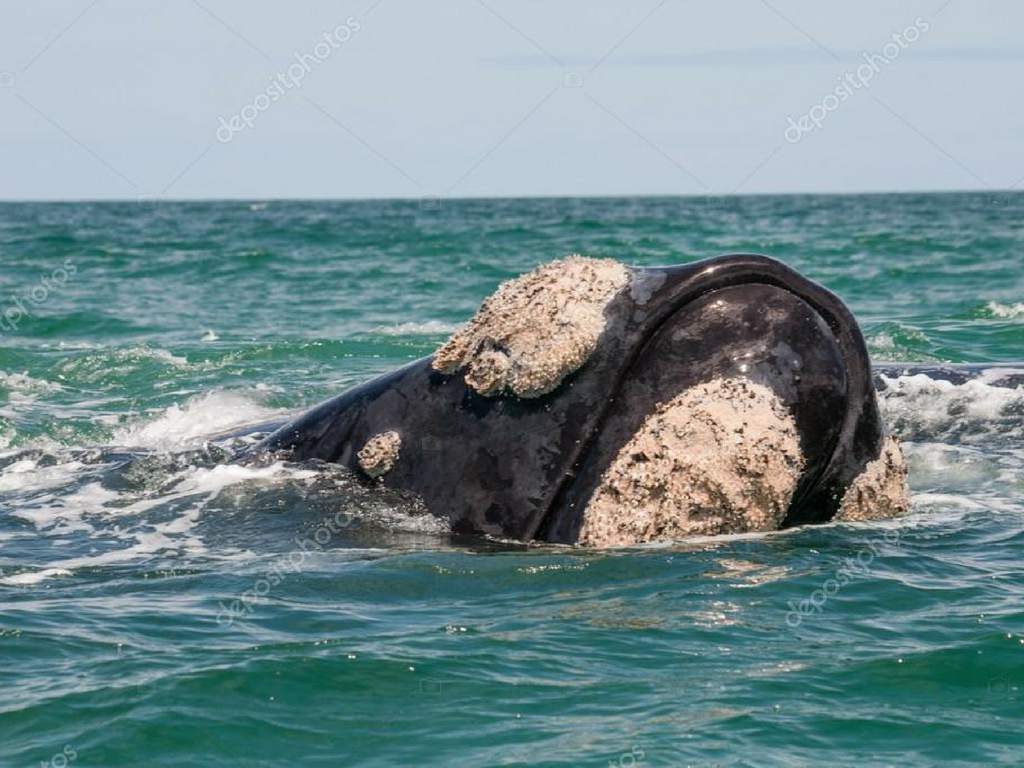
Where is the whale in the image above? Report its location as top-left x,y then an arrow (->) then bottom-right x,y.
245,254 -> 909,546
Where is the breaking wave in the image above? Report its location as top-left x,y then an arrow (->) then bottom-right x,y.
0,388 -> 447,586
878,370 -> 1024,443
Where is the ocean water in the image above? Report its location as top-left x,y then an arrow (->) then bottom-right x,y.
0,193 -> 1022,767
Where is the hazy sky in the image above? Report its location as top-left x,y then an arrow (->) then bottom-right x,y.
2,0 -> 1022,200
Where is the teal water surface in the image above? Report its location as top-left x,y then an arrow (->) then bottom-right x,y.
1,193 -> 1022,767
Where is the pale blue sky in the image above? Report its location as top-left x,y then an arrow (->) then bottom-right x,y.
1,0 -> 1022,200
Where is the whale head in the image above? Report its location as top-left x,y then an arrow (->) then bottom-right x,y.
254,254 -> 908,545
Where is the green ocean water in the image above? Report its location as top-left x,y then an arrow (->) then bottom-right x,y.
0,193 -> 1022,767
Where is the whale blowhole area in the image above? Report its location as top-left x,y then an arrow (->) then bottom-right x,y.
432,255 -> 629,398
836,436 -> 910,521
357,431 -> 402,478
578,378 -> 806,548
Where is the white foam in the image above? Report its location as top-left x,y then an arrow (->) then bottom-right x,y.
911,492 -> 992,511
183,462 -> 317,495
3,459 -> 326,582
868,332 -> 895,351
361,504 -> 451,535
373,320 -> 459,336
0,567 -> 73,586
137,346 -> 188,366
986,301 -> 1024,319
903,441 -> 993,482
113,390 -> 284,450
0,371 -> 64,424
0,458 -> 90,495
56,345 -> 190,382
0,371 -> 62,394
977,367 -> 1024,384
53,340 -> 104,351
879,372 -> 1024,442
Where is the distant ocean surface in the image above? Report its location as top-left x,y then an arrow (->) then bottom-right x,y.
1,193 -> 1022,767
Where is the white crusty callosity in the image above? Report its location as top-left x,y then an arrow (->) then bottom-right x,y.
432,255 -> 629,398
835,436 -> 910,521
578,378 -> 806,547
357,431 -> 401,478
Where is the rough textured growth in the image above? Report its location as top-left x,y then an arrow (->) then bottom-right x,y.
836,436 -> 910,521
578,378 -> 805,547
432,255 -> 629,398
357,431 -> 401,478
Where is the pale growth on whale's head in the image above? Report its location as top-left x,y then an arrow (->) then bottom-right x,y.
358,431 -> 402,478
835,436 -> 910,521
432,255 -> 629,398
578,378 -> 806,548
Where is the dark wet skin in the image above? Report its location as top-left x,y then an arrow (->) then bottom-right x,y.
244,255 -> 887,543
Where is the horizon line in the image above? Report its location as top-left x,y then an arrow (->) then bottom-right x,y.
0,186 -> 1020,205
